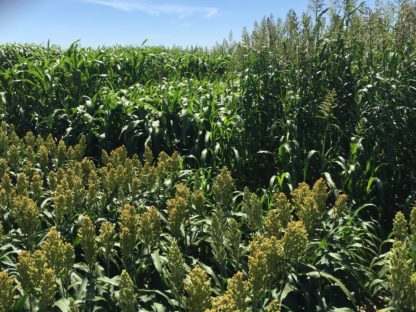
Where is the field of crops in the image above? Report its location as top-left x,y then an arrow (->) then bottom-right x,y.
0,1 -> 416,311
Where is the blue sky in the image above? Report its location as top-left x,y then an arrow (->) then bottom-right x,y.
0,0 -> 376,48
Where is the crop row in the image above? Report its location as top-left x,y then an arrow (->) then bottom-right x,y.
0,124 -> 390,311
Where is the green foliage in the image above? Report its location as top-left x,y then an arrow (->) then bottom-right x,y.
0,128 -> 385,310
0,1 -> 415,310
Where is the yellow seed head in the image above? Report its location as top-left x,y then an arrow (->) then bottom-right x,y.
99,222 -> 116,259
264,236 -> 285,277
166,240 -> 185,300
139,206 -> 161,249
208,293 -> 238,312
1,173 -> 11,193
291,182 -> 312,212
67,147 -> 76,162
120,204 -> 139,241
100,166 -> 113,194
9,130 -> 19,147
71,176 -> 84,209
16,173 -> 29,196
144,145 -> 153,165
78,216 -> 96,266
69,298 -> 79,312
312,178 -> 329,213
389,241 -> 413,308
212,167 -> 234,209
295,188 -> 319,235
124,159 -> 134,186
115,165 -> 128,193
53,192 -> 67,227
26,145 -> 36,165
168,197 -> 189,237
48,171 -> 57,191
226,272 -> 249,310
249,235 -> 284,285
332,194 -> 349,219
30,171 -> 43,201
8,145 -> 19,170
0,158 -> 7,178
74,135 -> 87,161
175,183 -> 192,205
118,270 -> 137,312
36,134 -> 45,148
156,151 -> 181,180
272,193 -> 291,227
57,140 -> 66,165
242,187 -> 262,231
0,271 -> 15,311
225,218 -> 241,261
24,131 -> 36,147
264,209 -> 285,238
17,251 -> 35,292
281,221 -> 308,261
101,149 -> 109,165
38,145 -> 49,169
0,189 -> 7,207
38,268 -> 57,310
267,299 -> 281,312
210,209 -> 227,265
131,176 -> 140,195
185,266 -> 211,312
410,206 -> 416,238
141,162 -> 157,191
410,273 -> 416,308
120,227 -> 135,266
17,250 -> 47,293
40,227 -> 74,279
0,128 -> 9,155
110,146 -> 128,167
13,196 -> 40,236
393,211 -> 408,242
248,243 -> 269,299
192,190 -> 205,215
81,158 -> 95,183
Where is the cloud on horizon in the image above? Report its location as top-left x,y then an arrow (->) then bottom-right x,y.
81,0 -> 219,19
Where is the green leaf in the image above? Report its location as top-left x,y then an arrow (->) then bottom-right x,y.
53,298 -> 71,312
97,276 -> 119,287
14,293 -> 28,312
305,265 -> 356,306
151,250 -> 164,274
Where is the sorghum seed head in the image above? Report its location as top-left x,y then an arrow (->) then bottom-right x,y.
185,266 -> 211,312
118,270 -> 137,312
393,211 -> 408,242
77,216 -> 97,266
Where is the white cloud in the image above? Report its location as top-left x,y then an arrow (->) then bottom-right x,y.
81,0 -> 219,18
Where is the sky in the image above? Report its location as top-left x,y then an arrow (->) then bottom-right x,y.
0,0 -> 376,48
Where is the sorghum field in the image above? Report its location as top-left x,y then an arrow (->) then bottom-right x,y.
0,1 -> 416,311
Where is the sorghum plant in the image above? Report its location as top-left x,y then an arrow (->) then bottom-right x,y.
0,271 -> 15,312
392,211 -> 407,242
184,266 -> 211,312
40,227 -> 74,282
212,167 -> 234,210
77,216 -> 97,270
99,221 -> 116,274
139,206 -> 161,252
118,270 -> 137,312
242,187 -> 263,231
167,196 -> 189,238
166,240 -> 186,303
